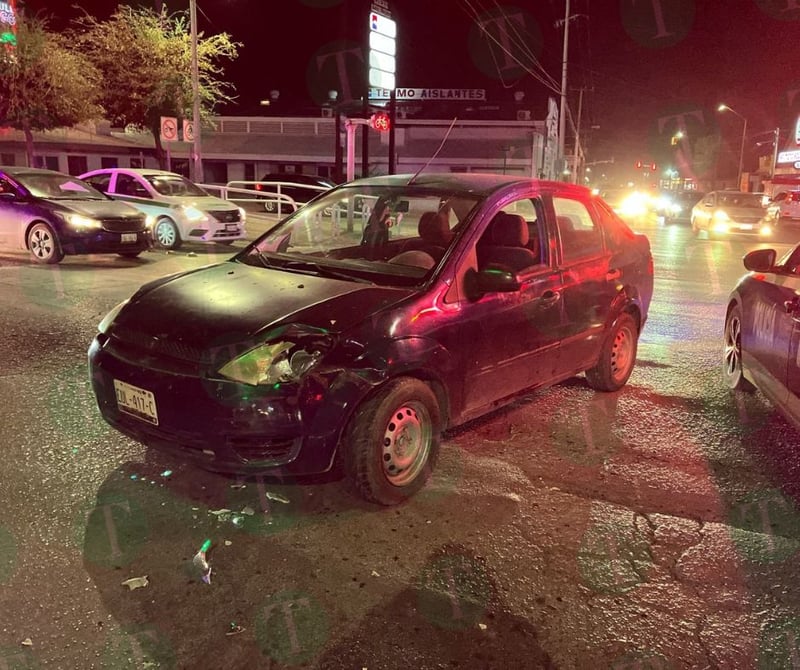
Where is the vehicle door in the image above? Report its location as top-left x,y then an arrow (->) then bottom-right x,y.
748,246 -> 800,412
112,173 -> 164,218
440,194 -> 566,417
548,194 -> 620,375
0,175 -> 29,250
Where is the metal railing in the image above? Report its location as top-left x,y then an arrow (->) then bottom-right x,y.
197,180 -> 332,213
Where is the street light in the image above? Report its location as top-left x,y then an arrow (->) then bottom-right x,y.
718,103 -> 747,190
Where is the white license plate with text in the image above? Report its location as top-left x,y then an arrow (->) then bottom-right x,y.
121,233 -> 138,243
114,379 -> 159,425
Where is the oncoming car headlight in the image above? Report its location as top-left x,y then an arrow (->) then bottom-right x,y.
64,213 -> 102,229
180,205 -> 208,222
218,341 -> 323,386
713,209 -> 730,222
145,214 -> 156,229
238,207 -> 247,223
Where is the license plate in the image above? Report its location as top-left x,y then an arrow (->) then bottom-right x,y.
225,224 -> 239,232
114,379 -> 158,425
739,224 -> 754,230
121,233 -> 137,243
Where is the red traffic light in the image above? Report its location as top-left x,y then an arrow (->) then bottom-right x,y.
650,163 -> 657,171
370,112 -> 391,132
635,160 -> 643,169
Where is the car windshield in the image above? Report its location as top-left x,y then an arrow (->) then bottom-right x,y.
143,174 -> 207,197
242,184 -> 481,287
717,193 -> 763,208
17,173 -> 106,200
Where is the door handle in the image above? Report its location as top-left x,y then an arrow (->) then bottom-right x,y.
606,269 -> 622,282
540,289 -> 561,306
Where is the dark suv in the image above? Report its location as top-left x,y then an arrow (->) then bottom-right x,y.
255,173 -> 335,213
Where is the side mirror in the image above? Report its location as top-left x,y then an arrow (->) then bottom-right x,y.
464,265 -> 520,301
743,248 -> 777,272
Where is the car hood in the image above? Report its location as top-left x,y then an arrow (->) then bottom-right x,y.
715,205 -> 765,217
156,195 -> 237,211
54,199 -> 142,219
112,261 -> 412,349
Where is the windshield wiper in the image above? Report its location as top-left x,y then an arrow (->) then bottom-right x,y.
281,259 -> 375,284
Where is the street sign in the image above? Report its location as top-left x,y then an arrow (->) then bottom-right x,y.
160,116 -> 178,143
183,119 -> 195,143
368,6 -> 395,92
369,87 -> 486,102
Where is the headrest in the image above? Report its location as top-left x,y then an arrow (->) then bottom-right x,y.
488,212 -> 528,247
388,250 -> 435,269
557,215 -> 575,231
418,211 -> 453,245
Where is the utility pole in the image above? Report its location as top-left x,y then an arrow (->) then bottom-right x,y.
771,127 -> 780,182
571,87 -> 584,184
189,0 -> 203,183
558,0 -> 570,171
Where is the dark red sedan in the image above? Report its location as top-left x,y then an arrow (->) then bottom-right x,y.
89,174 -> 654,505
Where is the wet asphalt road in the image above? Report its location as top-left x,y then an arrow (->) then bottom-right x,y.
3,217 -> 800,669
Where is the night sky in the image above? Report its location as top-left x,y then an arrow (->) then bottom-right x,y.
17,0 -> 800,179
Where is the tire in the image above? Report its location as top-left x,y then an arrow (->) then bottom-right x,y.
343,377 -> 441,505
27,222 -> 64,264
723,304 -> 756,392
153,218 -> 181,250
118,251 -> 142,258
264,200 -> 277,213
585,312 -> 639,392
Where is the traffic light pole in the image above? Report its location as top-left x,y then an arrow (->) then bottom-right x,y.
388,90 -> 396,174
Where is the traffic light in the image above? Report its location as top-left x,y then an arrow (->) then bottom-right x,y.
369,112 -> 391,132
635,160 -> 643,169
650,162 -> 657,171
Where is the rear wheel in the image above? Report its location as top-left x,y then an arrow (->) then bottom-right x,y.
343,377 -> 441,505
723,304 -> 756,391
585,312 -> 639,391
154,218 -> 181,250
27,222 -> 64,264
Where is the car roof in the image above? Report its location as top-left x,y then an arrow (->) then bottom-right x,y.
0,166 -> 71,177
346,172 -> 590,198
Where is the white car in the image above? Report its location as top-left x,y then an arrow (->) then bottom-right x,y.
767,190 -> 800,222
80,168 -> 246,250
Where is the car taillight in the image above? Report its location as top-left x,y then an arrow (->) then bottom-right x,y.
255,184 -> 262,191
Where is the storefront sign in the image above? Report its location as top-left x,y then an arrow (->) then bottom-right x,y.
369,88 -> 486,101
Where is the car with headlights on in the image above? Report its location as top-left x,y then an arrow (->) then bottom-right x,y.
89,173 -> 654,505
599,188 -> 655,226
80,168 -> 246,250
0,166 -> 150,264
723,243 -> 800,430
691,190 -> 770,238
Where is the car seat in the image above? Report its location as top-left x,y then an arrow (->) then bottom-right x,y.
477,212 -> 540,272
403,210 -> 454,261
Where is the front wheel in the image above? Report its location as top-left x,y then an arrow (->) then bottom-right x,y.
723,304 -> 756,391
27,222 -> 64,264
154,218 -> 181,250
585,312 -> 639,391
343,377 -> 441,505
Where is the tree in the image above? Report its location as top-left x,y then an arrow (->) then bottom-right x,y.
0,14 -> 102,166
72,6 -> 239,169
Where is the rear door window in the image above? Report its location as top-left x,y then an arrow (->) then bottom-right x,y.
553,196 -> 604,263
